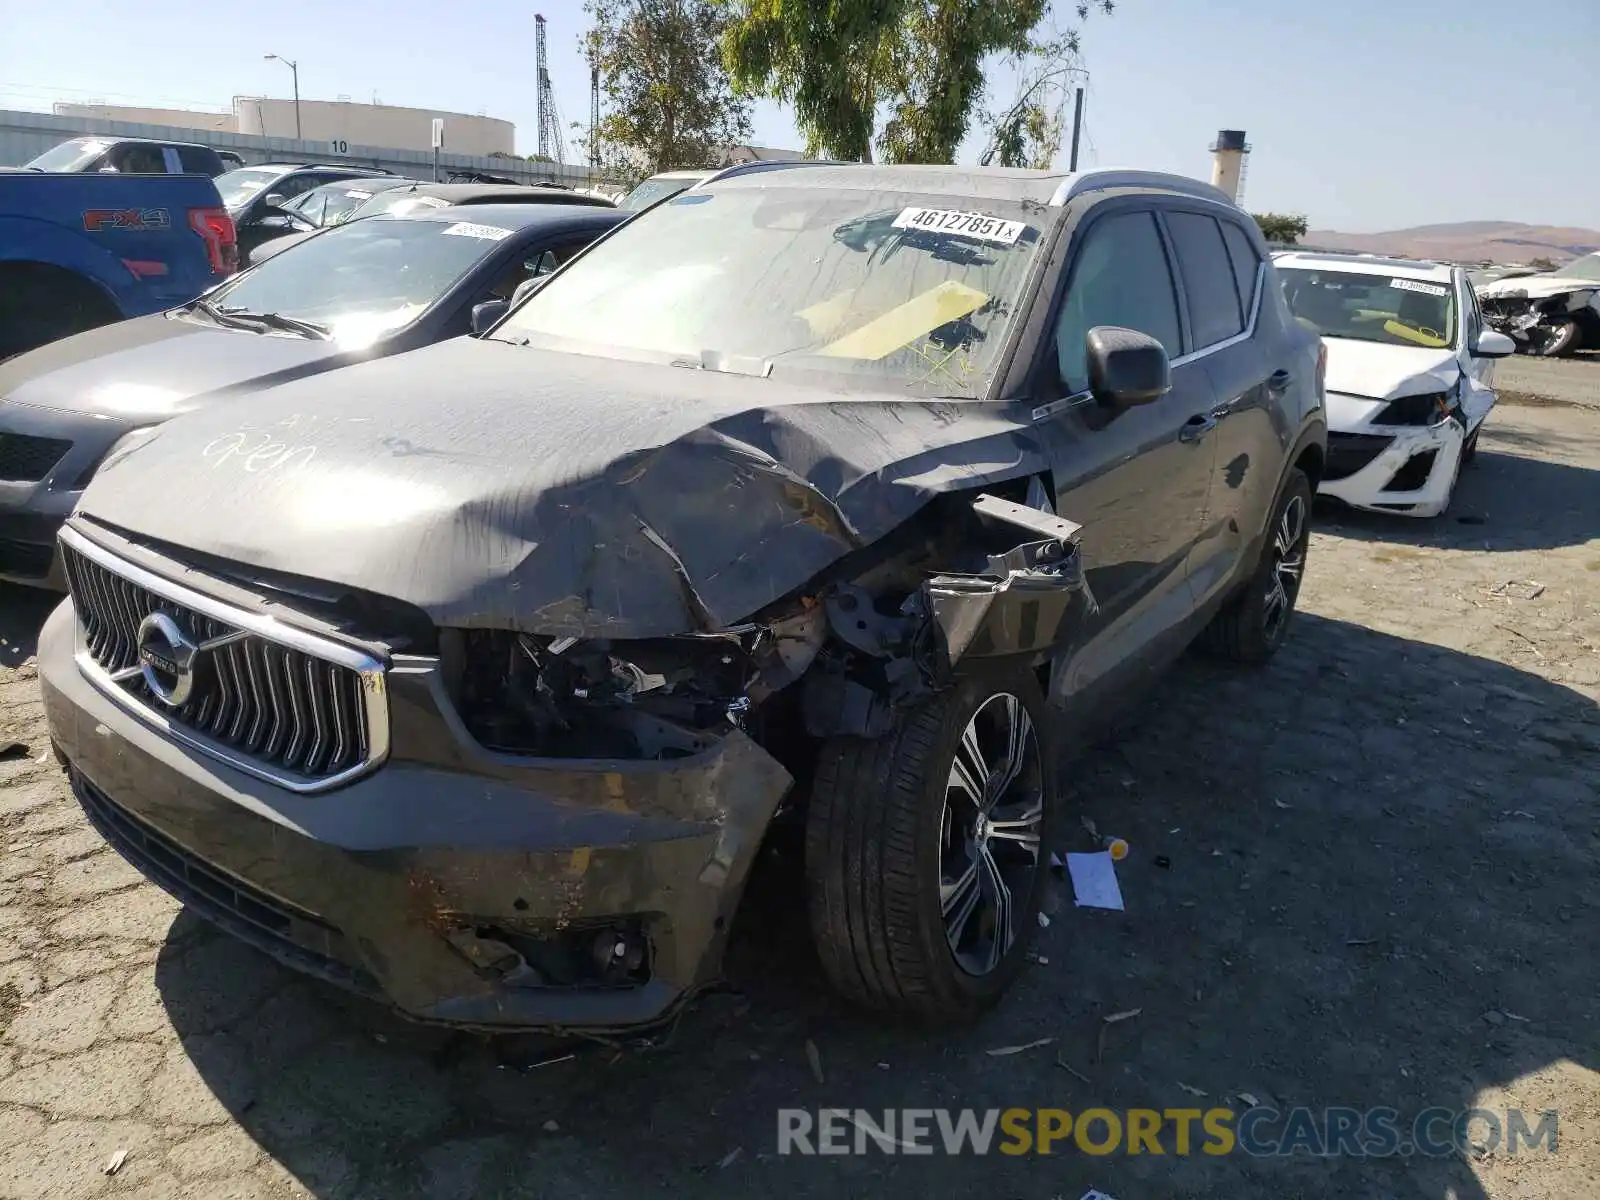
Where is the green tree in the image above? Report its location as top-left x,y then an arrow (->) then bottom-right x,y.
581,0 -> 752,186
723,0 -> 1111,165
978,7 -> 1113,169
1528,256 -> 1558,271
1253,213 -> 1309,245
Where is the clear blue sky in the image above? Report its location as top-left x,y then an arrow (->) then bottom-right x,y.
3,0 -> 1595,232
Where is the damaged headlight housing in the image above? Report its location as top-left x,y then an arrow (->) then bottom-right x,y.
1372,382 -> 1460,427
443,609 -> 824,762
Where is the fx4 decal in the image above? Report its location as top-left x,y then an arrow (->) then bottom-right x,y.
83,208 -> 172,233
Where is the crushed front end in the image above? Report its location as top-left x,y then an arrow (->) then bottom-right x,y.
41,489 -> 1092,1034
40,519 -> 792,1035
1318,389 -> 1468,517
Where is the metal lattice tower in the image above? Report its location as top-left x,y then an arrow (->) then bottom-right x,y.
535,13 -> 564,165
589,37 -> 601,181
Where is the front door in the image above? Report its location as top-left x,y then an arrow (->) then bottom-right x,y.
1036,204 -> 1217,707
1458,274 -> 1496,429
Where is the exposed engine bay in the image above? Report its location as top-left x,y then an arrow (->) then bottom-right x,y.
1478,255 -> 1600,358
446,490 -> 1094,761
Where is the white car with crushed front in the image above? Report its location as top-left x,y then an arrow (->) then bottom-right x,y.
1275,253 -> 1514,517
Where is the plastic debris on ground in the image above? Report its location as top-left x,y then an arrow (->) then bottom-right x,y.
1066,851 -> 1125,910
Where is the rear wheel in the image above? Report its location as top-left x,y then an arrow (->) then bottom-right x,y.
1198,468 -> 1312,665
0,265 -> 121,362
806,667 -> 1055,1021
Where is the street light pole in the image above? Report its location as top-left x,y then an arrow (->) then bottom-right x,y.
264,55 -> 301,141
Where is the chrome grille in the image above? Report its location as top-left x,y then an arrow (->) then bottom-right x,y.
58,527 -> 388,792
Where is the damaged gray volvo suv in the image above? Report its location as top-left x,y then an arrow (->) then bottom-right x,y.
40,163 -> 1326,1033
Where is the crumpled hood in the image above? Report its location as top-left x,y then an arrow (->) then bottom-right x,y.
1477,271 -> 1600,301
0,313 -> 345,422
79,337 -> 1053,637
1323,337 -> 1458,402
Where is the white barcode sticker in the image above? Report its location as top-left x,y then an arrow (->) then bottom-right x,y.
441,221 -> 511,241
893,207 -> 1025,245
1390,278 -> 1448,297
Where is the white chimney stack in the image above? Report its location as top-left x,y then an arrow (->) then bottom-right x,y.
1209,129 -> 1250,203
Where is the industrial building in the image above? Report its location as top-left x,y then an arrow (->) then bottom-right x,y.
52,98 -> 513,159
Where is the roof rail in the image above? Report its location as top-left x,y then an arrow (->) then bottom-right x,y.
1048,168 -> 1235,208
692,159 -> 848,189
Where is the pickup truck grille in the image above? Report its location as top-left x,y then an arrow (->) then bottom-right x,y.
0,433 -> 72,483
58,528 -> 388,792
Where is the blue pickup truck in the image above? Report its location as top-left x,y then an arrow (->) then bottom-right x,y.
0,172 -> 238,360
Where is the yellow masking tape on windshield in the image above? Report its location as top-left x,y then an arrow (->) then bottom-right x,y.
797,287 -> 861,336
818,281 -> 989,361
1383,320 -> 1448,349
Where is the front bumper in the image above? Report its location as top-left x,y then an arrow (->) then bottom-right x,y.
38,599 -> 793,1034
1318,416 -> 1465,519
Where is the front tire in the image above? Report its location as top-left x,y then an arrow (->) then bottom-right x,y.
1198,467 -> 1312,665
1531,319 -> 1579,358
806,667 -> 1055,1021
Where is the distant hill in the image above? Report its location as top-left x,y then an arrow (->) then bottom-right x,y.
1299,221 -> 1600,266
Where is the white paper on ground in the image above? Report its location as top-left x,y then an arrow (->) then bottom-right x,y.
1079,1191 -> 1118,1200
1066,851 -> 1125,911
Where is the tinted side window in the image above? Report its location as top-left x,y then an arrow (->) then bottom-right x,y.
1464,279 -> 1482,346
1167,211 -> 1244,349
1053,211 -> 1182,394
113,144 -> 167,174
1219,220 -> 1262,319
178,146 -> 220,175
274,174 -> 321,200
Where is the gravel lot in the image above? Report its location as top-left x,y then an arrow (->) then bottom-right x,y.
1,359 -> 1597,1200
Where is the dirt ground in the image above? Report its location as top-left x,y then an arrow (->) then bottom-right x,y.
1,359 -> 1597,1200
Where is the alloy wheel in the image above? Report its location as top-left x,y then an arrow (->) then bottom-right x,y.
1263,493 -> 1308,641
938,693 -> 1044,976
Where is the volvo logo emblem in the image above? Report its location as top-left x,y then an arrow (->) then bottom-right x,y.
136,613 -> 199,708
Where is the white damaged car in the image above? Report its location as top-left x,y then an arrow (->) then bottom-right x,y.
1275,253 -> 1514,517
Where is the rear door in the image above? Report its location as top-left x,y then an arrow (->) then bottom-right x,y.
1161,205 -> 1279,609
1034,201 -> 1216,704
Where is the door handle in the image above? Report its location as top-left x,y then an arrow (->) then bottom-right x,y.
1268,369 -> 1293,393
1179,413 -> 1217,443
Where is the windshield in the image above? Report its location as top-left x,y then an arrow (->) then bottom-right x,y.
216,167 -> 289,210
198,217 -> 509,345
1550,254 -> 1600,282
617,176 -> 701,211
24,138 -> 108,172
351,190 -> 448,219
495,186 -> 1045,396
1279,268 -> 1458,350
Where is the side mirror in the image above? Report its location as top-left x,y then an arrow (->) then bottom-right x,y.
531,249 -> 559,277
263,192 -> 287,209
510,276 -> 548,306
1473,329 -> 1516,359
471,299 -> 509,335
1086,326 -> 1170,407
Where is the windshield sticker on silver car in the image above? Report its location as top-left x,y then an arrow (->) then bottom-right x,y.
893,207 -> 1026,245
1390,278 -> 1448,297
345,189 -> 373,200
441,222 -> 511,242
